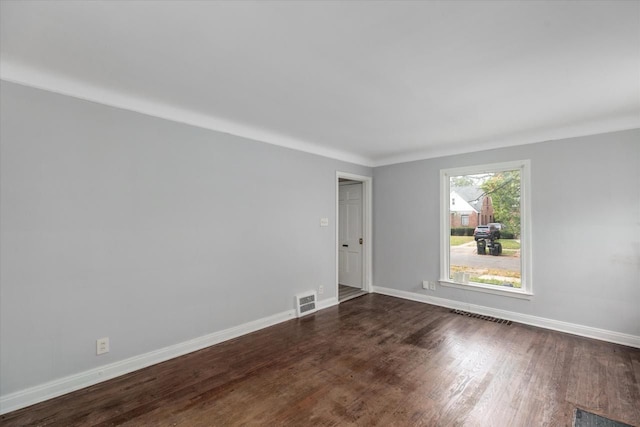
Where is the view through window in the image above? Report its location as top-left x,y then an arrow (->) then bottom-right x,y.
442,161 -> 530,293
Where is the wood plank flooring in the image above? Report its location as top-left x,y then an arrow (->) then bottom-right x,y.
2,294 -> 639,426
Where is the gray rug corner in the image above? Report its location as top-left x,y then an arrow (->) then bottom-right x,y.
574,408 -> 635,427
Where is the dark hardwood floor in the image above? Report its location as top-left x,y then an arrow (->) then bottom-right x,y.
2,294 -> 639,426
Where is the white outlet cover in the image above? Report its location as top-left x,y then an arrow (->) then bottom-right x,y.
96,337 -> 109,355
320,217 -> 329,227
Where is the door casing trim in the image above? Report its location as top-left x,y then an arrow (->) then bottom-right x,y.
336,172 -> 372,300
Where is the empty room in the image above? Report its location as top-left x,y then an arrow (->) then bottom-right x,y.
1,1 -> 639,426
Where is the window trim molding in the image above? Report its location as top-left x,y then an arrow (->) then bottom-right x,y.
439,160 -> 532,298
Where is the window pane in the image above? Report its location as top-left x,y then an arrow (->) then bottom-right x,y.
449,170 -> 521,288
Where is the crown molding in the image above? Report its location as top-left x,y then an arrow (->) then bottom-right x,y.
0,61 -> 374,167
3,61 -> 637,170
370,116 -> 640,167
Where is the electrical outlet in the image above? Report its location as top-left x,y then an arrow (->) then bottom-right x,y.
318,285 -> 324,294
96,337 -> 109,355
423,281 -> 437,291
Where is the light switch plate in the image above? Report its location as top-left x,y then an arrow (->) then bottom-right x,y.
320,218 -> 329,227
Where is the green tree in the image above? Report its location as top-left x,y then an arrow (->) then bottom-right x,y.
451,173 -> 492,188
481,170 -> 521,237
451,175 -> 474,187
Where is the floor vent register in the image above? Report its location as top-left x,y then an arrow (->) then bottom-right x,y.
450,309 -> 513,325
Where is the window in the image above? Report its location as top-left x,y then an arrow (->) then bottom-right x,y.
440,160 -> 532,298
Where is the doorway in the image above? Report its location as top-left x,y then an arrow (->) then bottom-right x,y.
336,172 -> 372,303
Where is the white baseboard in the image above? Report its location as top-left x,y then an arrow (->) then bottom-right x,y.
0,308 -> 297,415
0,296 -> 345,415
9,288 -> 632,416
373,286 -> 640,349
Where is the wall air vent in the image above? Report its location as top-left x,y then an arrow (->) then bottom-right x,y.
295,291 -> 317,317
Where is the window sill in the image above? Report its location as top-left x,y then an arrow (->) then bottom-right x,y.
439,280 -> 533,300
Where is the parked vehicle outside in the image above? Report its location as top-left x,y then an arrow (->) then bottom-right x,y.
474,224 -> 501,241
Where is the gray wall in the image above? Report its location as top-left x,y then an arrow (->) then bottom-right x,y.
2,79 -> 638,400
373,129 -> 640,336
0,81 -> 371,395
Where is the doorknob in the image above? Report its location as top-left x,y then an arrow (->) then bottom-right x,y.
359,238 -> 363,245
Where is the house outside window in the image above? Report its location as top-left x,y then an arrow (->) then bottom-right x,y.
461,215 -> 469,226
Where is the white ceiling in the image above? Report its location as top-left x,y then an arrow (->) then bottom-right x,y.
1,1 -> 639,166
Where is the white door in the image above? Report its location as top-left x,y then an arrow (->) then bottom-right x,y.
339,182 -> 363,288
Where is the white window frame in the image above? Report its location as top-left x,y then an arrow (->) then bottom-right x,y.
439,160 -> 533,299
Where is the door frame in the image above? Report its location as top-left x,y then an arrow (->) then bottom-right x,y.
336,171 -> 372,299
